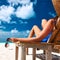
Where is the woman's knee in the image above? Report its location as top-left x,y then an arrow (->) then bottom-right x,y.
42,19 -> 47,24
41,19 -> 47,28
41,19 -> 47,27
33,25 -> 38,29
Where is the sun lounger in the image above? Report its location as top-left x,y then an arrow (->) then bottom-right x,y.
15,18 -> 60,60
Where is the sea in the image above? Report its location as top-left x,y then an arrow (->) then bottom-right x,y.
0,31 -> 29,43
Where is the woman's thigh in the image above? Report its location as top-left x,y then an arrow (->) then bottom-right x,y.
33,25 -> 41,36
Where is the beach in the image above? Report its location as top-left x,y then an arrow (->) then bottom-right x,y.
0,43 -> 60,60
0,43 -> 42,60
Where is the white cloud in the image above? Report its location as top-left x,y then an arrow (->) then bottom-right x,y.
0,26 -> 6,29
15,2 -> 36,19
19,20 -> 28,24
11,28 -> 19,33
7,0 -> 37,6
0,5 -> 15,23
26,30 -> 30,33
7,0 -> 19,6
48,12 -> 56,17
10,21 -> 17,24
0,0 -> 36,23
0,21 -> 1,25
18,0 -> 30,4
7,0 -> 30,6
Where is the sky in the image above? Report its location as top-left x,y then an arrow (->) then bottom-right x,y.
0,0 -> 36,32
0,0 -> 57,42
0,0 -> 57,32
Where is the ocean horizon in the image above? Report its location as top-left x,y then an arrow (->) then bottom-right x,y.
0,30 -> 30,42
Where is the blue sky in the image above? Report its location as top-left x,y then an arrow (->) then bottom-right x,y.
0,0 -> 56,32
0,0 -> 57,42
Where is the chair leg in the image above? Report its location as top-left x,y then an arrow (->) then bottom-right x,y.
15,46 -> 19,60
58,51 -> 60,60
45,46 -> 52,60
26,48 -> 29,55
43,50 -> 46,54
59,57 -> 60,60
32,48 -> 36,60
21,45 -> 26,60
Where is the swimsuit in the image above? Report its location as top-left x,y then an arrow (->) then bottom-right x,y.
41,32 -> 52,42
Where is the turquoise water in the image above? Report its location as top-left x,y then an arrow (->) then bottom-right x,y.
0,31 -> 29,43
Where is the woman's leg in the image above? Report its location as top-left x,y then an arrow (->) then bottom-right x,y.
28,19 -> 48,38
28,25 -> 41,37
29,19 -> 48,37
41,19 -> 48,29
27,25 -> 41,55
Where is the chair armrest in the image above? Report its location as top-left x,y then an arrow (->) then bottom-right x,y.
20,42 -> 54,45
16,42 -> 54,48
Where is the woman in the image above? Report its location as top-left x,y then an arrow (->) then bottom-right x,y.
5,18 -> 57,44
5,0 -> 60,47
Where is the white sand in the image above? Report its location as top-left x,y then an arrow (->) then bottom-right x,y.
0,43 -> 42,60
0,43 -> 60,60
